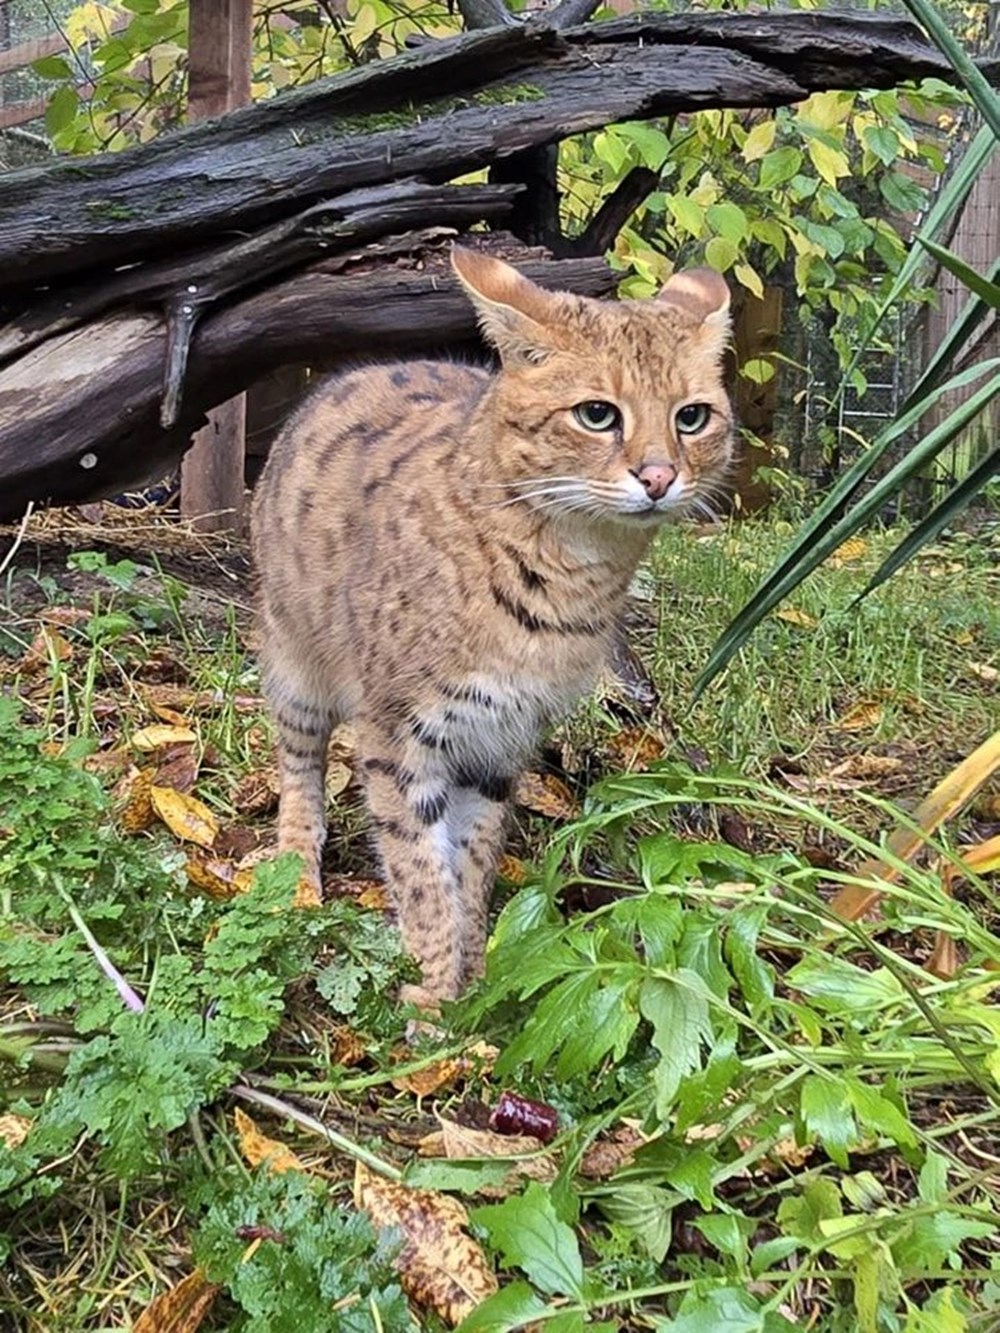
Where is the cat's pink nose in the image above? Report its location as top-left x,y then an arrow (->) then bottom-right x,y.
635,462 -> 677,501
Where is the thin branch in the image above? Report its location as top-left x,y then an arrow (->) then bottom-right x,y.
550,0 -> 602,29
566,165 -> 660,256
231,1083 -> 404,1180
455,0 -> 517,30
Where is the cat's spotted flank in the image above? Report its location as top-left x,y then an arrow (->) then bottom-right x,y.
251,247 -> 734,1011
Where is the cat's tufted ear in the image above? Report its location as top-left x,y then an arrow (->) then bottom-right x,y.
451,247 -> 557,365
658,268 -> 731,355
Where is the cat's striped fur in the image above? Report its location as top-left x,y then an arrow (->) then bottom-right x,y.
251,247 -> 733,1010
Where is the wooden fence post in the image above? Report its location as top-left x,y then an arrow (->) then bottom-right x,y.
180,0 -> 253,532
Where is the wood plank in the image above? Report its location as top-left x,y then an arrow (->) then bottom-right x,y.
180,0 -> 254,533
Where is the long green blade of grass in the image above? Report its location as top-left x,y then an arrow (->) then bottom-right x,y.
695,367 -> 1000,694
920,238 -> 1000,308
852,445 -> 1000,603
900,0 -> 1000,140
836,122 -> 997,406
905,255 -> 1000,408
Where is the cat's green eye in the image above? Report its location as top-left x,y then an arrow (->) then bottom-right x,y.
676,403 -> 711,434
573,401 -> 621,432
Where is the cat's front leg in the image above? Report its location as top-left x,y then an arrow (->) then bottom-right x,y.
270,691 -> 336,897
358,728 -> 466,1010
446,786 -> 510,989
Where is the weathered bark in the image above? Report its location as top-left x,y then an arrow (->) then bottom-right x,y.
0,251 -> 613,519
1,12 -> 994,284
2,10 -> 995,518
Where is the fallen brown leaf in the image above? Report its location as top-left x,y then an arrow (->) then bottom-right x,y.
515,771 -> 580,820
329,1024 -> 368,1067
39,606 -> 91,629
355,1163 -> 497,1326
232,767 -> 280,817
234,1107 -> 307,1175
580,1124 -> 645,1179
326,761 -> 354,800
133,723 -> 197,752
604,726 -> 666,772
134,1269 -> 220,1333
22,626 -> 73,673
968,662 -> 998,684
419,1117 -> 556,1198
185,850 -> 254,900
82,747 -> 132,779
153,743 -> 200,794
834,700 -> 884,733
117,766 -> 157,834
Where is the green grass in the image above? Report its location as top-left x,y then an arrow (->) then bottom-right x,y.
0,514 -> 998,1331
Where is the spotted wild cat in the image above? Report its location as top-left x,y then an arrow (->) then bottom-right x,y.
250,246 -> 733,1010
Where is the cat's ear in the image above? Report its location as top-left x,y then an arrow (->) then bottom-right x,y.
451,247 -> 556,364
658,268 -> 731,355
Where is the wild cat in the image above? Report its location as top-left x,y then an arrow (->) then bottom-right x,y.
250,246 -> 733,1011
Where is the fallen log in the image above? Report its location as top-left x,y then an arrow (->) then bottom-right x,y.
0,247 -> 613,519
1,12 -> 994,285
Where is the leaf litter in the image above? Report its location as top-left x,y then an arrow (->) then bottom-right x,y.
1,511 -> 999,1330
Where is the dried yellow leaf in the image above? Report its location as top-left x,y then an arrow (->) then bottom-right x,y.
325,761 -> 353,799
515,771 -> 580,820
496,855 -> 528,885
835,700 -> 884,732
234,1107 -> 307,1175
150,785 -> 218,849
185,850 -> 254,900
775,607 -> 817,629
21,625 -> 73,673
354,1163 -> 498,1326
969,661 -> 998,684
133,723 -> 197,752
0,1113 -> 32,1149
604,725 -> 667,772
133,1269 -> 220,1333
117,766 -> 157,834
829,536 -> 868,565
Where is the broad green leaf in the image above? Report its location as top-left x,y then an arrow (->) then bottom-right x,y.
863,124 -> 901,166
498,970 -> 599,1073
694,1211 -> 749,1267
705,236 -> 737,273
598,1183 -> 673,1262
554,973 -> 639,1080
706,202 -> 749,246
45,85 -> 80,139
893,1211 -> 998,1276
797,219 -> 845,260
616,120 -> 672,168
32,54 -> 74,79
742,119 -> 776,163
667,194 -> 705,239
758,146 -> 802,190
917,1151 -> 949,1205
800,1074 -> 856,1168
657,1286 -> 768,1331
807,139 -> 850,186
786,956 -> 904,1015
472,1182 -> 584,1299
724,907 -> 773,1013
740,357 -> 774,385
880,171 -> 926,213
845,1078 -> 917,1149
734,263 -> 764,300
903,1286 -> 970,1332
798,90 -> 853,131
777,1177 -> 843,1244
640,970 -> 712,1115
456,1280 -> 548,1332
